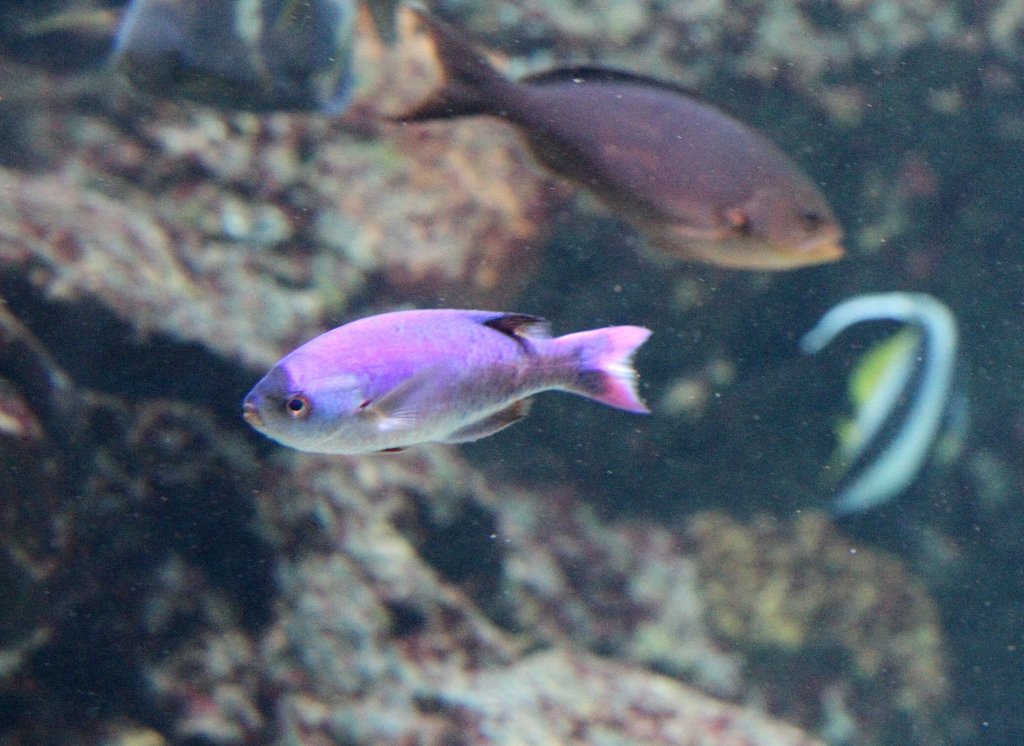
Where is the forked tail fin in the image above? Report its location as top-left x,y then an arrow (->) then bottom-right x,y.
390,4 -> 512,121
558,326 -> 652,413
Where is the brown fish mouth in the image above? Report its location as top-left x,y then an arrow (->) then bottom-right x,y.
786,221 -> 843,261
242,400 -> 264,428
797,228 -> 845,263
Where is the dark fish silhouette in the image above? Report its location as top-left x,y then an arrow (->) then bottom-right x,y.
393,7 -> 844,270
113,0 -> 358,113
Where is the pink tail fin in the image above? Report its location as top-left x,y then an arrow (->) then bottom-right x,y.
557,326 -> 652,413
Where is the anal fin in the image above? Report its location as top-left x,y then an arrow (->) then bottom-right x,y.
442,399 -> 533,444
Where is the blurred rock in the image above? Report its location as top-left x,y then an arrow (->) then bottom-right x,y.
440,0 -> 967,98
0,117 -> 560,368
0,301 -> 275,740
146,450 -> 829,744
0,300 -> 77,674
686,511 -> 950,744
0,27 -> 564,367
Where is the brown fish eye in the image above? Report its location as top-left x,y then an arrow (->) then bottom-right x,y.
286,395 -> 311,418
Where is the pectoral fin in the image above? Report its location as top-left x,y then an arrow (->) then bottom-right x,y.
442,399 -> 533,444
362,366 -> 448,432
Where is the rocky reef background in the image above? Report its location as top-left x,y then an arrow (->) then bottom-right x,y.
1,0 -> 1023,744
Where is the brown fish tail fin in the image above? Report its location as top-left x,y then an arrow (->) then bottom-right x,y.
392,5 -> 511,121
558,326 -> 652,413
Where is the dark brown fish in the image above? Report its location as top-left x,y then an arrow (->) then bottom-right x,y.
392,7 -> 844,270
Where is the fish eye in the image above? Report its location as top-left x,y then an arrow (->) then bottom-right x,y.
801,210 -> 824,228
285,394 -> 311,418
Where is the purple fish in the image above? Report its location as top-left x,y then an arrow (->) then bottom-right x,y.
243,309 -> 651,454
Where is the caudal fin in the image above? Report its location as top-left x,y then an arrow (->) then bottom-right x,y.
558,326 -> 652,413
391,5 -> 511,121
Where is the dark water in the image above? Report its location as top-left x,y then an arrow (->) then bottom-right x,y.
0,1 -> 1022,744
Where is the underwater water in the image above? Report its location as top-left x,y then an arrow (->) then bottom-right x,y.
0,0 -> 1022,744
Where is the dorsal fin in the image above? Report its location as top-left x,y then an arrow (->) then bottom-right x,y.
519,65 -> 700,99
481,313 -> 551,341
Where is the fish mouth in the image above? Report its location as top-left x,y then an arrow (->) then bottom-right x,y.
242,399 -> 264,428
793,231 -> 845,265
